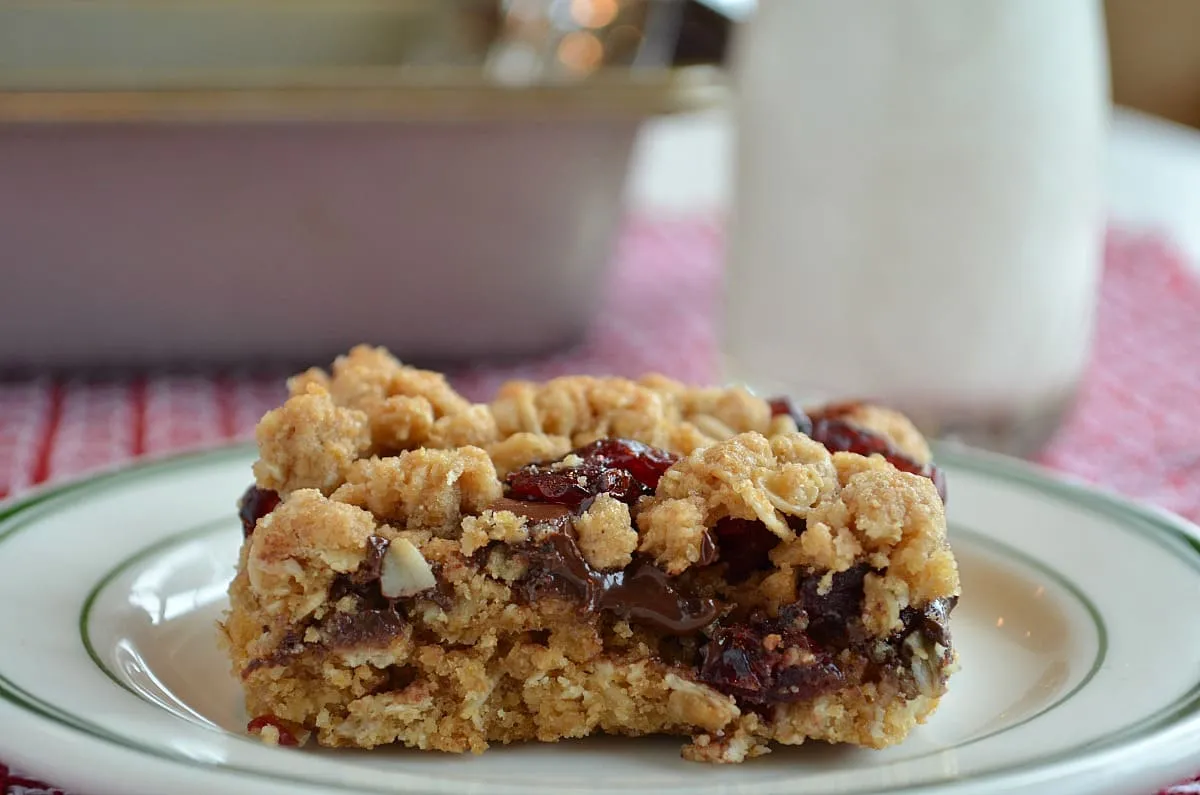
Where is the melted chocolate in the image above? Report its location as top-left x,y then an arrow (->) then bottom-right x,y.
319,534 -> 431,650
599,560 -> 719,634
520,533 -> 718,635
521,533 -> 618,604
487,497 -> 573,529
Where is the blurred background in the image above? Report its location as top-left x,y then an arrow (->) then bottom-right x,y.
0,0 -> 1198,480
1,0 -> 1197,372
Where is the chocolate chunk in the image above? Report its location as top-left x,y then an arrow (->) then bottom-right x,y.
376,665 -> 420,693
355,535 -> 390,583
329,535 -> 393,606
427,563 -> 456,611
238,485 -> 280,537
321,608 -> 405,649
520,532 -> 717,636
899,595 -> 958,651
329,535 -> 450,614
799,564 -> 869,648
712,518 -> 781,583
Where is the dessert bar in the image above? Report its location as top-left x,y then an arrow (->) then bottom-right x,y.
220,346 -> 959,762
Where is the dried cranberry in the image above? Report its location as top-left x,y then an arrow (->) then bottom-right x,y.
698,624 -> 771,701
506,438 -> 678,507
930,465 -> 948,504
507,460 -> 642,506
238,485 -> 280,537
807,401 -> 862,421
809,417 -> 894,459
767,397 -> 791,417
809,417 -> 947,503
711,518 -> 781,583
571,438 -> 678,490
247,715 -> 299,746
698,607 -> 843,705
767,396 -> 813,436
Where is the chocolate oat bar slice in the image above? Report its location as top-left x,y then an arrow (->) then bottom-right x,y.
220,346 -> 959,762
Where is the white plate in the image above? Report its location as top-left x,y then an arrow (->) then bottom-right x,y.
1,444 -> 1199,795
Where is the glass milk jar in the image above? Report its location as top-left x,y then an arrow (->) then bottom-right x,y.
722,0 -> 1110,457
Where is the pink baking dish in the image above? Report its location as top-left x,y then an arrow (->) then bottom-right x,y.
0,0 -> 726,368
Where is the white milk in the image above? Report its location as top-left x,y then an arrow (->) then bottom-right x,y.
722,0 -> 1109,454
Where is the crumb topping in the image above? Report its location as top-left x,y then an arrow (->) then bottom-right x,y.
330,448 -> 501,537
820,403 -> 932,465
253,388 -> 371,495
459,510 -> 530,557
573,493 -> 637,570
485,433 -> 573,478
229,346 -> 960,763
642,433 -> 831,556
637,497 -> 709,575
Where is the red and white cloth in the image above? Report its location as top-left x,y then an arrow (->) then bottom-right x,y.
2,218 -> 1199,793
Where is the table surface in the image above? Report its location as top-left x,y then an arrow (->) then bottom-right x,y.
624,104 -> 1200,273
